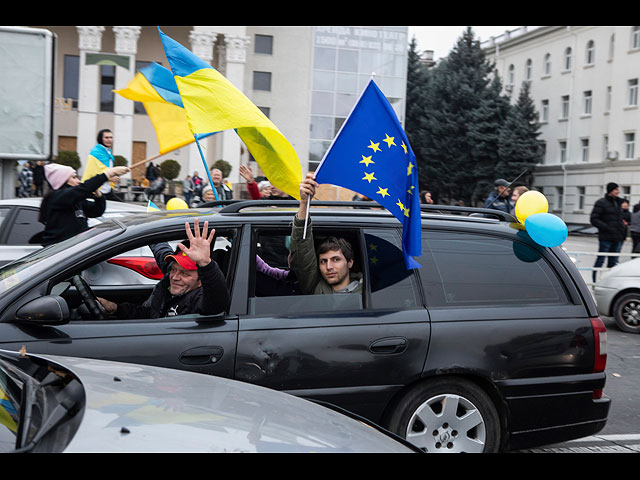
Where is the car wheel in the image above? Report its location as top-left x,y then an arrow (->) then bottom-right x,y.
612,292 -> 640,334
386,377 -> 501,453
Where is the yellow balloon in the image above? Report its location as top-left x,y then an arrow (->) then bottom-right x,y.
166,197 -> 189,210
515,190 -> 548,224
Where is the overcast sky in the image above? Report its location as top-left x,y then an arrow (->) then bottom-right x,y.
408,26 -> 531,60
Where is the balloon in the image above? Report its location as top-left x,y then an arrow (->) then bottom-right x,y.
515,191 -> 548,224
166,197 -> 189,210
524,213 -> 568,248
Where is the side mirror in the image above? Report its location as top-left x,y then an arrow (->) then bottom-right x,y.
16,296 -> 70,325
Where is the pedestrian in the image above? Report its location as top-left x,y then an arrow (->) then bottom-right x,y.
510,185 -> 529,214
32,160 -> 45,197
97,219 -> 230,319
630,201 -> 640,254
421,191 -> 434,205
483,179 -> 512,214
590,182 -> 627,282
210,168 -> 233,200
145,162 -> 158,182
81,129 -> 123,202
239,165 -> 262,200
39,163 -> 129,246
17,161 -> 33,198
183,174 -> 195,206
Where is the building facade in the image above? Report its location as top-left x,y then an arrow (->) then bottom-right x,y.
26,26 -> 408,197
484,26 -> 640,225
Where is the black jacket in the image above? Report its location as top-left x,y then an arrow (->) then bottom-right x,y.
40,173 -> 108,246
115,243 -> 230,319
590,194 -> 627,242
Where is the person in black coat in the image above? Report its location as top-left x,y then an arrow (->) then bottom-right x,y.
590,182 -> 627,282
97,219 -> 230,318
39,163 -> 129,246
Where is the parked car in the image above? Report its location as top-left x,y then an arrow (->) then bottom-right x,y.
0,200 -> 610,452
593,257 -> 640,333
0,349 -> 417,453
0,198 -> 148,267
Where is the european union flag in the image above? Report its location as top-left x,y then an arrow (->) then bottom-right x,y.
314,79 -> 422,269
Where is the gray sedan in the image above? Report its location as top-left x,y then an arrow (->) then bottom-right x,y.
594,257 -> 640,333
0,350 -> 418,453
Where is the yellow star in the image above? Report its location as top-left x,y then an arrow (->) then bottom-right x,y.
401,141 -> 408,154
369,243 -> 377,251
368,140 -> 381,153
407,185 -> 415,195
370,256 -> 379,265
407,162 -> 414,176
376,186 -> 389,198
404,207 -> 410,217
396,199 -> 405,211
383,134 -> 396,148
362,171 -> 377,183
360,155 -> 374,167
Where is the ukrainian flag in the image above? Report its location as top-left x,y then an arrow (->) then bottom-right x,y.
81,143 -> 113,191
158,28 -> 302,199
114,62 -> 212,155
314,79 -> 422,269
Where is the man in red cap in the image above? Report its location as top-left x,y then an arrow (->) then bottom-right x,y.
98,219 -> 229,318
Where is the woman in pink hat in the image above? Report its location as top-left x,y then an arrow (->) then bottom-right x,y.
38,163 -> 129,246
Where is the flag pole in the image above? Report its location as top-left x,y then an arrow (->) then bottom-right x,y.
193,134 -> 219,201
303,73 -> 377,239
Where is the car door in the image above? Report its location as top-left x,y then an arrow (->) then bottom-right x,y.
0,206 -> 43,267
234,224 -> 430,422
0,226 -> 242,378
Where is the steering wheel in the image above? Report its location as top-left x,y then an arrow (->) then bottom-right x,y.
71,275 -> 105,320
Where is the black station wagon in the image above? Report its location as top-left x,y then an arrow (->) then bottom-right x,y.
0,200 -> 610,452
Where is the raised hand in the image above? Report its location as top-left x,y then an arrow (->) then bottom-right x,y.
178,218 -> 215,267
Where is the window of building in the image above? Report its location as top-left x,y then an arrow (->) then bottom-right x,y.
606,86 -> 612,112
583,90 -> 592,115
63,54 -> 79,109
577,187 -> 586,210
628,78 -> 638,106
561,95 -> 570,119
603,135 -> 609,160
253,71 -> 272,91
563,47 -> 572,70
559,140 -> 567,163
609,34 -> 615,60
581,138 -> 589,162
254,34 -> 273,55
625,132 -> 636,159
632,26 -> 640,50
585,40 -> 595,65
544,53 -> 551,75
525,59 -> 532,80
99,64 -> 115,112
556,187 -> 564,210
508,64 -> 515,86
541,99 -> 549,122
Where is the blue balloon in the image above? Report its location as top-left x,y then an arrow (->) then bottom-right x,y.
524,213 -> 568,248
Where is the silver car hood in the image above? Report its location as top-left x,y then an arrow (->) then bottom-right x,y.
39,355 -> 412,453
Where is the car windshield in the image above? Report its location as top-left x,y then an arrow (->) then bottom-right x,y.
0,223 -> 122,296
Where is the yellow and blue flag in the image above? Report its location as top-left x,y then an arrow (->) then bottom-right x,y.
314,79 -> 422,269
114,62 -> 213,155
81,143 -> 113,190
157,28 -> 302,199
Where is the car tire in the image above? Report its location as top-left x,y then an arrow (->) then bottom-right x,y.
386,377 -> 501,453
612,292 -> 640,334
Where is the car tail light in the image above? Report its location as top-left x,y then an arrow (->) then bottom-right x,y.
107,257 -> 163,280
590,316 -> 608,399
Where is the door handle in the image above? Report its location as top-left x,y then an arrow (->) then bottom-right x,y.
369,337 -> 408,355
179,346 -> 224,365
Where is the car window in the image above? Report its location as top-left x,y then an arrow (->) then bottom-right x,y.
363,229 -> 420,309
6,208 -> 42,245
0,207 -> 10,233
417,230 -> 568,307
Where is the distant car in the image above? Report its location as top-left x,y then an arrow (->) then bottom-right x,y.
0,349 -> 418,453
0,197 -> 148,267
594,257 -> 640,333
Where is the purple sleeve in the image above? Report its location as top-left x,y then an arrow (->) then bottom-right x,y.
256,255 -> 289,280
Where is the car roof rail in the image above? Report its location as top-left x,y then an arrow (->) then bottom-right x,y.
212,199 -> 517,222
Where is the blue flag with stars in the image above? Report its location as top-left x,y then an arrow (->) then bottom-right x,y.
314,79 -> 422,269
